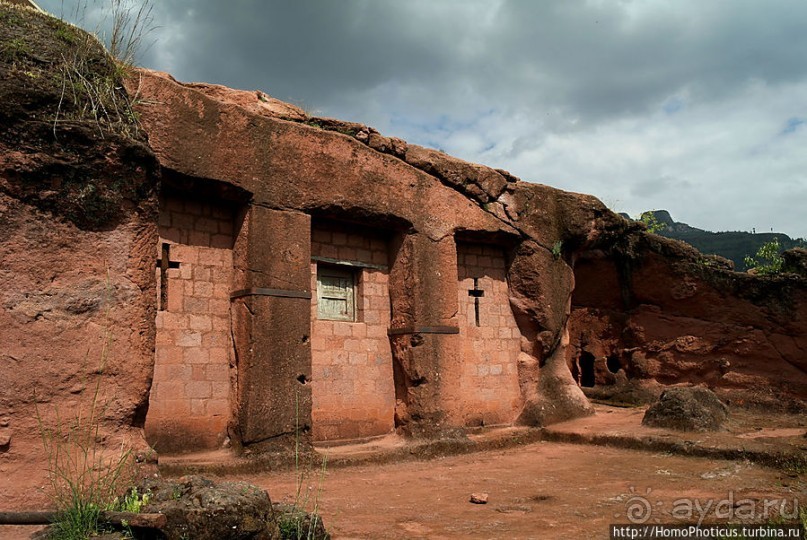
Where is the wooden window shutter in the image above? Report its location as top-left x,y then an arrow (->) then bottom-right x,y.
317,266 -> 356,321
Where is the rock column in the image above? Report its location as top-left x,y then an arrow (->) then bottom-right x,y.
388,233 -> 462,435
231,206 -> 312,445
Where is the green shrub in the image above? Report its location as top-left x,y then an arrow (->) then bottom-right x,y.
743,238 -> 784,275
638,211 -> 667,234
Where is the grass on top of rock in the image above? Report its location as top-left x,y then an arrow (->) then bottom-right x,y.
0,3 -> 142,139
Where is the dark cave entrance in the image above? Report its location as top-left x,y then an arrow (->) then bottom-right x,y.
579,351 -> 596,387
606,354 -> 621,374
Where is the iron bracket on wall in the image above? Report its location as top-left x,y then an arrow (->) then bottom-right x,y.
230,288 -> 312,300
387,326 -> 460,336
311,255 -> 389,271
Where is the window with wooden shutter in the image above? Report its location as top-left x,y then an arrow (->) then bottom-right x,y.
316,265 -> 356,321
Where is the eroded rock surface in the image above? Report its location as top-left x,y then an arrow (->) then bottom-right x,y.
0,3 -> 159,482
567,233 -> 807,411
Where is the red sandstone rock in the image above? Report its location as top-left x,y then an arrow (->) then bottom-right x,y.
143,70 -> 309,123
0,6 -> 160,503
0,431 -> 11,451
403,144 -> 509,203
469,493 -> 489,504
567,233 -> 807,408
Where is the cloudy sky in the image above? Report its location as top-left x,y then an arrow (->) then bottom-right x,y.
39,0 -> 807,238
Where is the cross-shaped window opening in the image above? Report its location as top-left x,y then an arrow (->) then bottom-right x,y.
468,277 -> 485,327
156,242 -> 180,311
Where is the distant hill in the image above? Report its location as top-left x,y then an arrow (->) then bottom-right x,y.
625,210 -> 805,271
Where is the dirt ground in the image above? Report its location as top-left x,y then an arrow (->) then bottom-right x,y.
2,441 -> 804,539
233,441 -> 803,540
2,406 -> 804,539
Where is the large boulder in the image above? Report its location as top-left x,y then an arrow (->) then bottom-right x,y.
642,387 -> 728,431
141,475 -> 280,540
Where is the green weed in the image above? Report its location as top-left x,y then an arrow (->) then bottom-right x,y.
55,25 -> 78,45
110,486 -> 150,513
36,271 -> 141,539
51,29 -> 143,140
37,371 -> 137,539
638,211 -> 667,234
1,37 -> 31,62
107,0 -> 156,67
276,392 -> 329,540
551,240 -> 563,260
25,1 -> 153,139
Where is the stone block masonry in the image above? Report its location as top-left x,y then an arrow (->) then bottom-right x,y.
310,224 -> 395,441
148,194 -> 235,453
457,243 -> 523,427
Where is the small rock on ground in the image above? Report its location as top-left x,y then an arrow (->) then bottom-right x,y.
469,493 -> 488,504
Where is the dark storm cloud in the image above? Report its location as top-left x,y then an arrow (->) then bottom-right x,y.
35,0 -> 807,237
141,1 -> 462,107
39,0 -> 807,123
485,0 -> 807,121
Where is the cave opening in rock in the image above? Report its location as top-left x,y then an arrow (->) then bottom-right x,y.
579,351 -> 596,387
607,354 -> 621,374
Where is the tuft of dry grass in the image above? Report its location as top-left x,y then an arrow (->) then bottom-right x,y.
34,271 -> 140,539
0,1 -> 151,139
